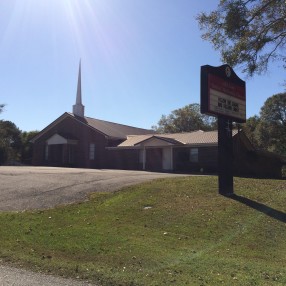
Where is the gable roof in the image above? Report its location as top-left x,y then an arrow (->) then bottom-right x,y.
132,135 -> 184,147
117,130 -> 239,147
81,115 -> 154,139
31,112 -> 154,143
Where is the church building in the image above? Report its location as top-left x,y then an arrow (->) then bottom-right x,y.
31,64 -> 285,178
31,63 -> 153,169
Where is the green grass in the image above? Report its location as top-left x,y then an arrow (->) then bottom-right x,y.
0,176 -> 286,285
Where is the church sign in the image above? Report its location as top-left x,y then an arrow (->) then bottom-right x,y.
201,64 -> 246,123
201,64 -> 246,196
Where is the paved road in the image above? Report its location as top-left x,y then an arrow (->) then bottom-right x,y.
0,166 -> 185,286
0,166 -> 184,211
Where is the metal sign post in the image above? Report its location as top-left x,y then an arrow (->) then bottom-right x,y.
200,64 -> 246,195
218,117 -> 233,195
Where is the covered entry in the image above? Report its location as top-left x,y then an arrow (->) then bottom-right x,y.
45,134 -> 78,167
145,148 -> 163,171
137,136 -> 178,172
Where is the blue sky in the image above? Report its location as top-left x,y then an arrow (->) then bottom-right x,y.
0,0 -> 285,132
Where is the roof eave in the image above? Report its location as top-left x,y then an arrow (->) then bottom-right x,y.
30,112 -> 71,143
106,146 -> 141,150
30,112 -> 128,143
110,142 -> 218,149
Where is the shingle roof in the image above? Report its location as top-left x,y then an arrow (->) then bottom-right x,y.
118,130 -> 239,147
30,112 -> 155,143
118,135 -> 155,147
70,113 -> 154,139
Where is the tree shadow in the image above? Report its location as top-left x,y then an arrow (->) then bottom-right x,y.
226,194 -> 286,223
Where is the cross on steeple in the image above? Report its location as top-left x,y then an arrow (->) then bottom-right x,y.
72,60 -> 85,117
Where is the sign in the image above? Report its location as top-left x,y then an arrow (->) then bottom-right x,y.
201,64 -> 247,195
201,64 -> 246,123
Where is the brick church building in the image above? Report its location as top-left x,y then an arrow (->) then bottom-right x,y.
31,64 -> 285,178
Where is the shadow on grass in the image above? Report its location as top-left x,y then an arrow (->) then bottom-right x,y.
227,194 -> 286,223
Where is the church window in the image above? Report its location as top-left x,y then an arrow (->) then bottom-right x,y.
89,143 -> 95,160
45,145 -> 49,161
190,148 -> 199,162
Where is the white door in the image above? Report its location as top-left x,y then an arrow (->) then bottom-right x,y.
162,147 -> 172,170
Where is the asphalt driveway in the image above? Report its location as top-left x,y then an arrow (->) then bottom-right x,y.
0,166 -> 185,211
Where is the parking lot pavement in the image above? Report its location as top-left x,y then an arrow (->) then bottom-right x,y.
0,166 -> 185,211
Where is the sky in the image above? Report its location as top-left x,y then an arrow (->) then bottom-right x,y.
0,0 -> 285,132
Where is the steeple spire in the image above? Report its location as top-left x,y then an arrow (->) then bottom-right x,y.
73,60 -> 85,117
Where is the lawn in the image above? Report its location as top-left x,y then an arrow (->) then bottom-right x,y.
0,176 -> 285,285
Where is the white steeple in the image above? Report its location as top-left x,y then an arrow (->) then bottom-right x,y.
73,60 -> 85,117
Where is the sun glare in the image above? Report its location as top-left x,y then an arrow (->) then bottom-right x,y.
1,0 -> 141,86
57,0 -> 128,68
2,0 -> 120,60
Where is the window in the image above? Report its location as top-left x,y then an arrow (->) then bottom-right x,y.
89,143 -> 95,160
139,149 -> 144,164
45,145 -> 49,161
190,148 -> 198,162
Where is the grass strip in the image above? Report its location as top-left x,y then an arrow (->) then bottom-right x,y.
0,176 -> 285,285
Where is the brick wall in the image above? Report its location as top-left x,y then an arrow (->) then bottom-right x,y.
32,116 -> 110,168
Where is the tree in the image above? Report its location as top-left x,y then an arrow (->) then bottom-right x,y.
242,92 -> 286,155
258,92 -> 286,154
21,130 -> 39,164
0,120 -> 22,164
152,103 -> 216,133
242,115 -> 262,147
260,92 -> 286,125
197,0 -> 286,76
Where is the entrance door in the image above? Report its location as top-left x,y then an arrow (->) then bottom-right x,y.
146,148 -> 162,171
48,144 -> 64,166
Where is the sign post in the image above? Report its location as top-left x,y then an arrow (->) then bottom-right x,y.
218,116 -> 233,194
201,64 -> 246,195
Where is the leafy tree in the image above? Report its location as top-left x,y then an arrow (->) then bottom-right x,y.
258,93 -> 286,154
242,92 -> 286,155
260,92 -> 286,125
242,115 -> 261,147
197,0 -> 286,76
21,130 -> 39,164
0,120 -> 22,164
152,103 -> 216,133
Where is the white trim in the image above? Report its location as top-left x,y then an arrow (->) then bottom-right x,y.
46,134 -> 67,145
46,133 -> 78,145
